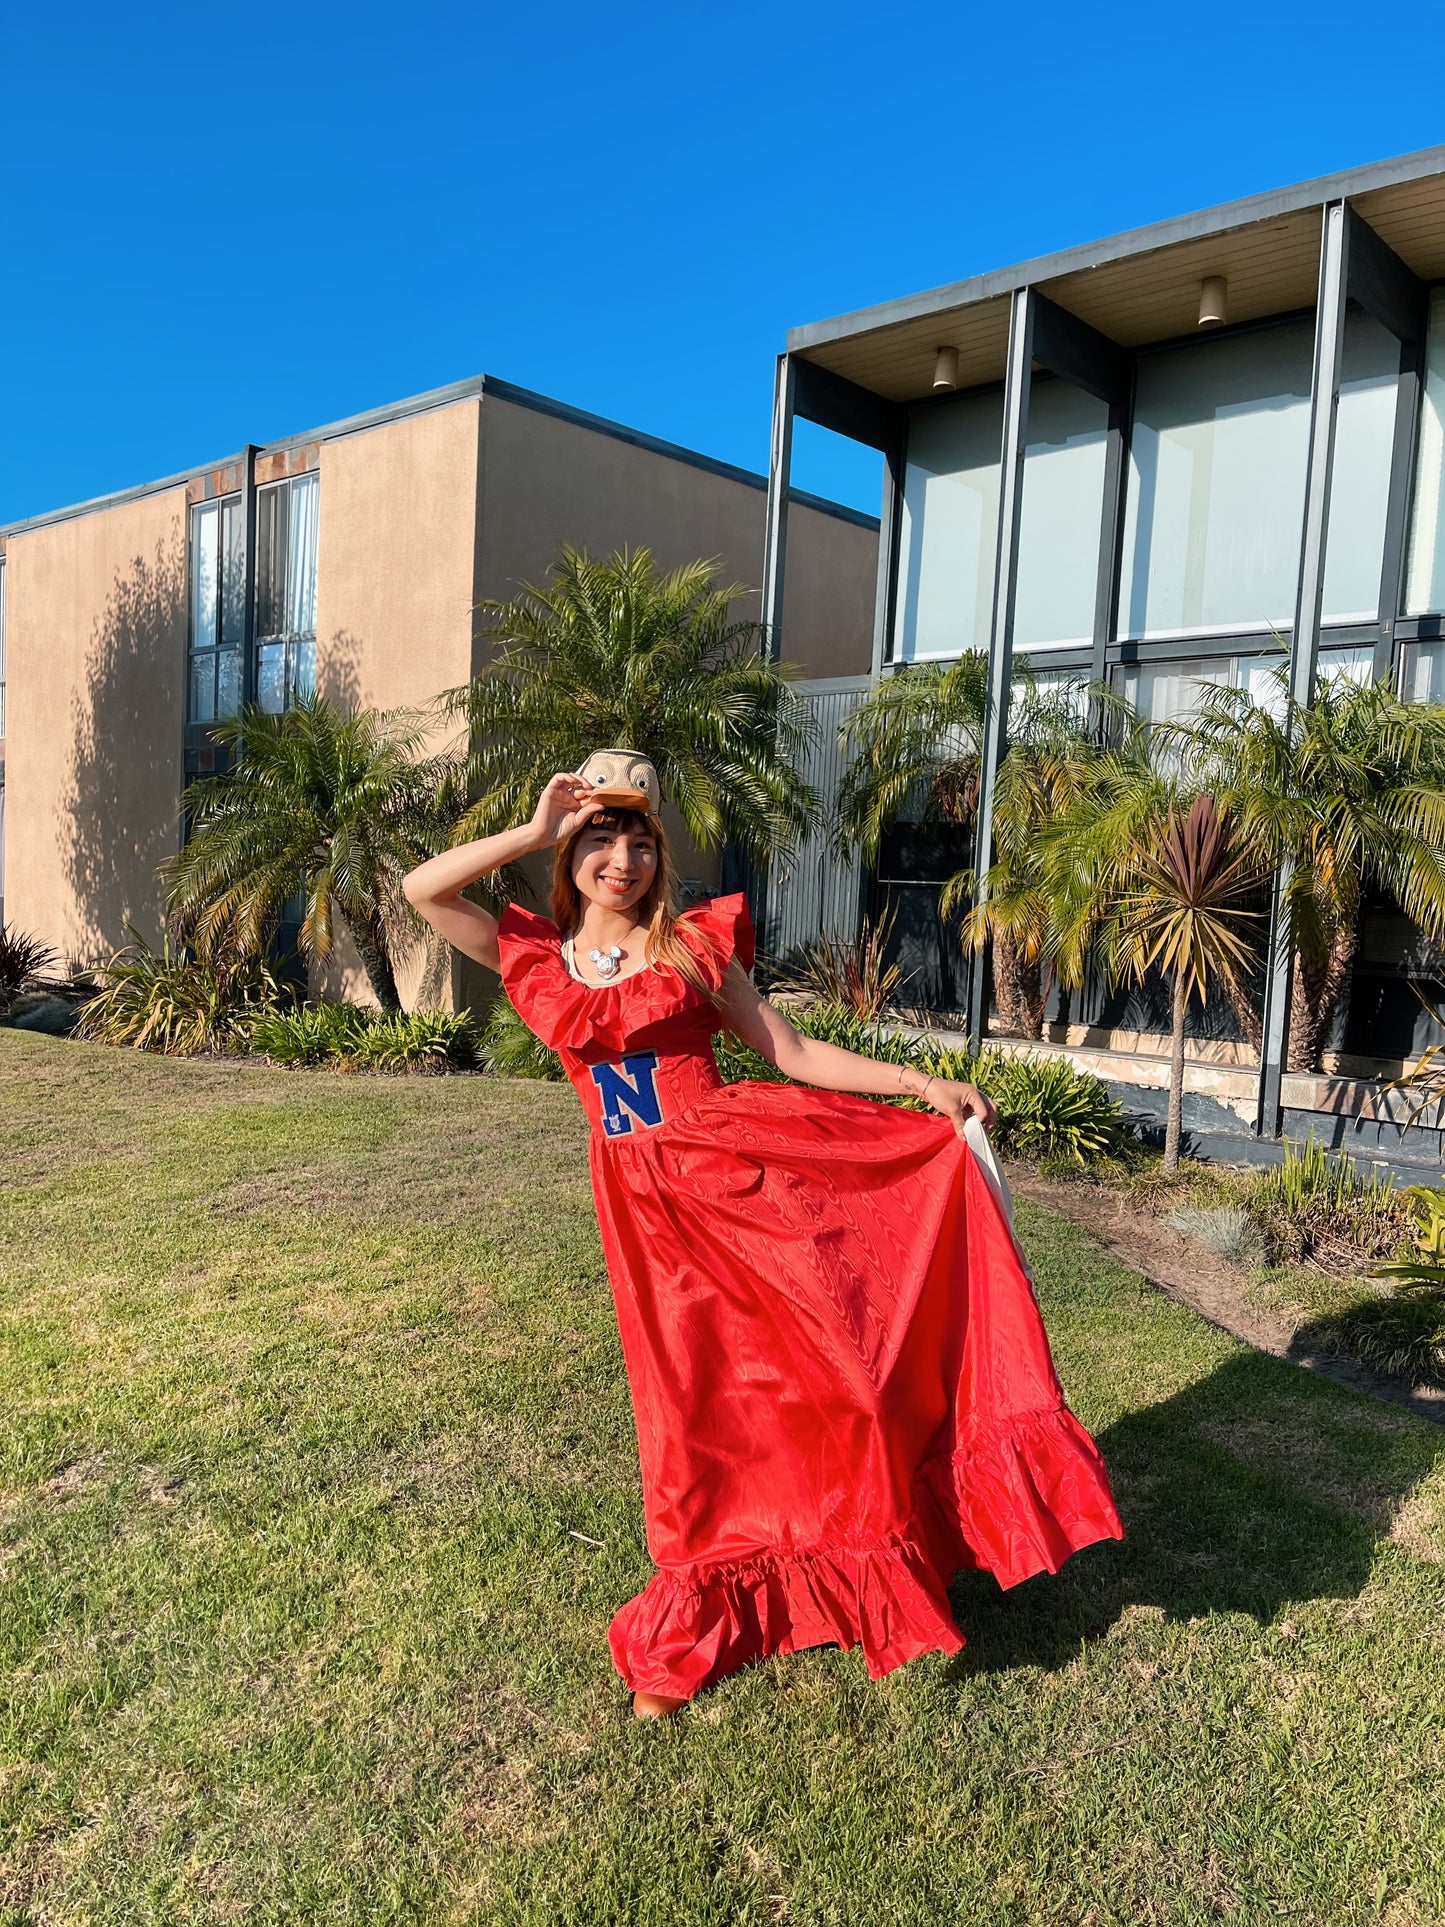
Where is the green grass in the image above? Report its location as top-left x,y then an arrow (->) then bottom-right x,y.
2,1031 -> 1444,1926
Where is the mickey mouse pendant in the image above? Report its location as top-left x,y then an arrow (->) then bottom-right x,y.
589,945 -> 624,980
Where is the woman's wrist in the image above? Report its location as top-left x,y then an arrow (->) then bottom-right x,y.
895,1063 -> 937,1102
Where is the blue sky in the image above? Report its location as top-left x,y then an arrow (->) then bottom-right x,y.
2,1 -> 1440,529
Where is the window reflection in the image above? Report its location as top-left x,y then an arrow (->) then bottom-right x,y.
1406,289 -> 1445,617
893,391 -> 1002,662
1119,314 -> 1396,641
254,472 -> 319,714
1015,377 -> 1109,650
1120,324 -> 1313,640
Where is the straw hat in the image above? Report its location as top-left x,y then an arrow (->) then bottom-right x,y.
575,748 -> 662,815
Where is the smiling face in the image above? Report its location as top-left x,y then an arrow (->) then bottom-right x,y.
568,811 -> 659,918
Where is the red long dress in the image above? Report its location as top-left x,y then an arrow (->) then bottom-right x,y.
496,893 -> 1123,1700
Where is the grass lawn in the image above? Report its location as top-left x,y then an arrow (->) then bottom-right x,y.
2,1031 -> 1444,1927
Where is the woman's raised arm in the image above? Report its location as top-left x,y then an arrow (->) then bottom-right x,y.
402,773 -> 604,972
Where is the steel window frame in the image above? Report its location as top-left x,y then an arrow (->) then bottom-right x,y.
768,215 -> 1434,1101
1254,203 -> 1428,1136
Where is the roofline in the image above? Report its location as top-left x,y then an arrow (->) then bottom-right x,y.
0,375 -> 879,538
786,143 -> 1445,352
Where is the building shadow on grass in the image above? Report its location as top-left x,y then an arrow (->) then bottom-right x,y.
944,1346 -> 1445,1681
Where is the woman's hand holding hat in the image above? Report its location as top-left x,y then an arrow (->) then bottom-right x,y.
530,772 -> 607,847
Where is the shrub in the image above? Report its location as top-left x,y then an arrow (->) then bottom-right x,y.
1252,1137 -> 1408,1272
478,998 -> 563,1080
251,1003 -> 478,1073
980,1053 -> 1127,1167
1321,1290 -> 1445,1387
10,997 -> 82,1037
345,1009 -> 478,1075
1167,1202 -> 1269,1266
77,933 -> 284,1056
250,1003 -> 371,1067
0,924 -> 56,997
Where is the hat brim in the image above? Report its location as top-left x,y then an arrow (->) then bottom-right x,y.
591,786 -> 656,813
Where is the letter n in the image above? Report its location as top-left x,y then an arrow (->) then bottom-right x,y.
590,1051 -> 664,1137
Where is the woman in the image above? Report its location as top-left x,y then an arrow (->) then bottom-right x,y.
403,758 -> 1123,1719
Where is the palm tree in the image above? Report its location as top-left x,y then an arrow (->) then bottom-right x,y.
836,653 -> 993,859
1043,776 -> 1266,1169
163,695 -> 460,1009
1178,668 -> 1445,1071
445,547 -> 816,860
944,683 -> 1131,1039
840,660 -> 1126,1038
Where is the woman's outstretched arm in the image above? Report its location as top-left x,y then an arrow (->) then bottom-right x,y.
402,773 -> 603,971
715,959 -> 995,1137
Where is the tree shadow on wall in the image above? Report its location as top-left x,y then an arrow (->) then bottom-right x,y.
943,1345 -> 1445,1682
315,637 -> 361,715
312,633 -> 454,1009
60,537 -> 188,967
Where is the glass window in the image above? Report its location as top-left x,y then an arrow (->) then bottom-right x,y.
1323,312 -> 1398,622
254,471 -> 319,713
188,494 -> 245,725
1406,288 -> 1445,616
1316,644 -> 1376,689
1405,641 -> 1445,703
893,391 -> 1002,661
1122,644 -> 1374,732
1120,322 -> 1313,641
1015,377 -> 1110,650
1121,655 -> 1239,727
1121,314 -> 1401,641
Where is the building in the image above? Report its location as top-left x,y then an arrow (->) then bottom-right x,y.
763,145 -> 1445,1159
0,375 -> 877,1005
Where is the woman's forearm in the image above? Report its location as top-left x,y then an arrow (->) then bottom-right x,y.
772,1032 -> 933,1101
402,822 -> 546,909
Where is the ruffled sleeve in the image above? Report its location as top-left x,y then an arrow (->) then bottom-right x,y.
495,902 -> 571,1046
679,892 -> 756,988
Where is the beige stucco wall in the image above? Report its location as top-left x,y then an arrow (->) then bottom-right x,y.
474,393 -> 878,905
311,398 -> 483,1007
475,395 -> 877,680
782,499 -> 879,681
4,489 -> 187,963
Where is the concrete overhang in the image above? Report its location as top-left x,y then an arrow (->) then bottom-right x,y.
787,146 -> 1445,403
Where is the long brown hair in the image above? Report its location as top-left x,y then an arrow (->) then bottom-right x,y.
551,808 -> 722,1001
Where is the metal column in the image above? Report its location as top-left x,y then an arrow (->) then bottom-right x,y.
241,444 -> 259,711
967,286 -> 1036,1046
1255,201 -> 1350,1136
761,353 -> 795,664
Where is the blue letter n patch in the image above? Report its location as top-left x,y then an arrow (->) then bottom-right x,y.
590,1051 -> 664,1138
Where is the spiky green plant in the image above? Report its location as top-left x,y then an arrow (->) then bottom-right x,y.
163,695 -> 463,1010
982,1052 -> 1126,1166
249,1003 -> 372,1067
345,1009 -> 478,1075
0,924 -> 56,998
77,931 -> 284,1056
444,547 -> 816,862
1254,1136 -> 1405,1270
769,913 -> 904,1019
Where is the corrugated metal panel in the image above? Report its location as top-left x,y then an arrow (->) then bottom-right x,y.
762,677 -> 871,961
